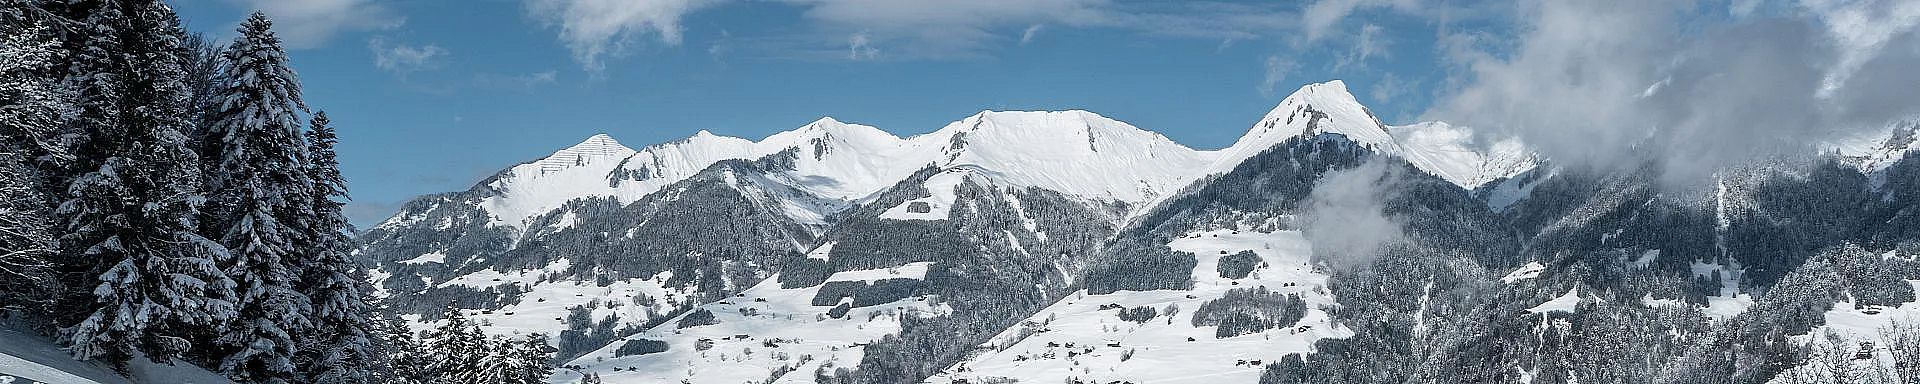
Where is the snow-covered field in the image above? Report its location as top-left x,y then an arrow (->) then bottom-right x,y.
930,229 -> 1350,384
550,265 -> 947,383
0,325 -> 227,384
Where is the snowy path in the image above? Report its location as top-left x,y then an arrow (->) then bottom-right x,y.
0,352 -> 98,384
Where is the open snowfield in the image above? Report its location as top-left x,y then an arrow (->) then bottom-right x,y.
929,229 -> 1350,384
0,325 -> 227,384
550,265 -> 946,383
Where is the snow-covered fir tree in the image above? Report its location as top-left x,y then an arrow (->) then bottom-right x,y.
510,333 -> 556,384
379,316 -> 432,384
0,0 -> 71,167
0,0 -> 68,303
199,12 -> 313,383
56,0 -> 239,367
422,307 -> 488,381
296,111 -> 380,383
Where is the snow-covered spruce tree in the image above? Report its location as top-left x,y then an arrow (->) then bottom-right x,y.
512,333 -> 556,384
0,1 -> 70,306
422,307 -> 488,381
473,335 -> 518,383
297,111 -> 380,383
199,12 -> 313,383
57,0 -> 239,367
378,316 -> 432,384
180,32 -> 223,144
1,0 -> 71,166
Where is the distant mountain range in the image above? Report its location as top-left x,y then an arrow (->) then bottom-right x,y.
357,80 -> 1920,384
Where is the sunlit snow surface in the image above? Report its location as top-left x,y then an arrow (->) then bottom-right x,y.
929,229 -> 1351,384
549,267 -> 945,383
1502,261 -> 1547,284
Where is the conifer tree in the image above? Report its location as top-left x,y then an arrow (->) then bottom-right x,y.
297,112 -> 379,383
200,12 -> 312,382
423,307 -> 487,380
512,333 -> 557,384
473,334 -> 517,383
379,316 -> 432,384
0,0 -> 68,304
57,0 -> 238,366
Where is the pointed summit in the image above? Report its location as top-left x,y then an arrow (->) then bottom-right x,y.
537,133 -> 636,173
1208,80 -> 1393,173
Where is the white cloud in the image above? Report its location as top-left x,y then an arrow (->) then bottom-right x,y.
847,32 -> 878,60
1258,54 -> 1298,97
524,0 -> 722,71
1301,159 -> 1405,267
475,71 -> 559,90
1800,0 -> 1920,98
231,0 -> 402,49
1020,24 -> 1045,45
1336,23 -> 1388,69
782,0 -> 1110,59
1425,0 -> 1920,186
1301,0 -> 1421,42
368,38 -> 447,75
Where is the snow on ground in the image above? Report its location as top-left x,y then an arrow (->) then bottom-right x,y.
879,170 -> 971,221
825,262 -> 932,283
396,251 -> 446,265
805,242 -> 835,261
1385,121 -> 1536,190
1525,287 -> 1582,314
550,273 -> 946,384
929,229 -> 1350,384
1766,280 -> 1920,383
410,260 -> 695,339
0,325 -> 227,384
1690,261 -> 1754,321
1502,262 -> 1547,284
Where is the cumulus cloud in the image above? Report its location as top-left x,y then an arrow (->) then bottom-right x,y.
232,0 -> 403,49
1301,159 -> 1405,268
1425,0 -> 1920,186
524,0 -> 722,71
368,38 -> 448,76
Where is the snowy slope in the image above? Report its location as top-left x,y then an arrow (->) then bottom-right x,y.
549,265 -> 946,383
1207,81 -> 1535,190
379,81 -> 1534,238
929,229 -> 1351,384
1827,119 -> 1917,180
0,325 -> 229,384
1386,121 -> 1537,189
909,110 -> 1214,204
447,117 -> 919,232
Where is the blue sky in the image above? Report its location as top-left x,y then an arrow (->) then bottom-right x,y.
169,0 -> 1467,226
167,0 -> 1920,226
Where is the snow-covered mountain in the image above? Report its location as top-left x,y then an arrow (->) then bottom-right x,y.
1210,80 -> 1534,190
356,80 -> 1571,384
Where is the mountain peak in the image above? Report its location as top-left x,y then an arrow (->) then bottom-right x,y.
1203,80 -> 1393,174
535,133 -> 635,174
